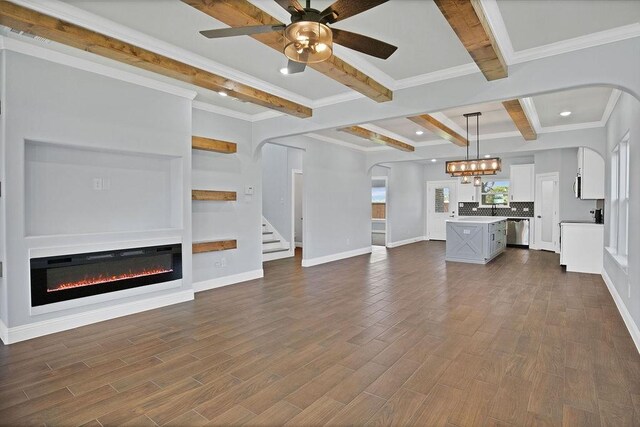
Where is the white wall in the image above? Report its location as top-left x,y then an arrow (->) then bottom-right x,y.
191,108 -> 262,287
386,162 -> 425,245
1,51 -> 192,332
261,143 -> 303,244
604,91 -> 640,334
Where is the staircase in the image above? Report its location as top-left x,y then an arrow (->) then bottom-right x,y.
262,217 -> 291,262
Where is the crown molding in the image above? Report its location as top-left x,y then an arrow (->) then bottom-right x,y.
511,24 -> 640,65
601,89 -> 622,125
304,133 -> 374,152
519,97 -> 542,133
0,35 -> 198,100
10,0 -> 315,106
538,121 -> 604,134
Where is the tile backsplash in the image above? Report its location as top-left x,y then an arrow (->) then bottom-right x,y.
458,201 -> 534,218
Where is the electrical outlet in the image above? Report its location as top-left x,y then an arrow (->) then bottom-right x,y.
92,178 -> 103,191
214,261 -> 222,268
459,202 -> 464,208
511,207 -> 517,211
221,257 -> 227,268
523,207 -> 530,212
472,207 -> 478,211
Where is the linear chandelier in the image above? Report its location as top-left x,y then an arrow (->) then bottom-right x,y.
446,112 -> 501,186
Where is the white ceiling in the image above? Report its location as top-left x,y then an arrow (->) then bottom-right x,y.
497,0 -> 640,51
5,0 -> 629,145
532,87 -> 614,128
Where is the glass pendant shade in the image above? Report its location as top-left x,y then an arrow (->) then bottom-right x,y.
461,175 -> 471,184
473,176 -> 482,187
284,21 -> 333,63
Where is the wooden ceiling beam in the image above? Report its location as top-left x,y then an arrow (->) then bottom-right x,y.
434,0 -> 508,81
0,1 -> 311,118
181,0 -> 393,103
338,126 -> 415,152
502,99 -> 537,140
407,114 -> 467,147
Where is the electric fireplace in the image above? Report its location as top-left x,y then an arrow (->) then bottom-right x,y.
30,244 -> 182,307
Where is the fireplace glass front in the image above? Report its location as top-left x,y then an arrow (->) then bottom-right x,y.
30,244 -> 182,306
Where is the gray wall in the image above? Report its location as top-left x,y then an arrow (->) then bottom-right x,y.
192,108 -> 261,284
1,51 -> 192,328
535,148 -> 597,222
604,91 -> 640,328
270,136 -> 371,261
386,162 -> 425,244
261,143 -> 303,244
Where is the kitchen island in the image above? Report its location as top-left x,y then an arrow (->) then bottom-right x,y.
445,217 -> 507,264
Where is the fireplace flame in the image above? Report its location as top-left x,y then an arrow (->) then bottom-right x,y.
48,267 -> 174,292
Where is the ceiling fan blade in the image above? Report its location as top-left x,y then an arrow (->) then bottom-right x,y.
274,0 -> 305,14
200,24 -> 285,39
320,0 -> 389,24
331,28 -> 397,59
286,59 -> 307,74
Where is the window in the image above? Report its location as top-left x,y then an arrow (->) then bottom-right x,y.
480,180 -> 510,207
609,133 -> 629,261
371,187 -> 386,203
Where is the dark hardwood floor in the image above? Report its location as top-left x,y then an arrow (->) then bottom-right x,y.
1,242 -> 638,426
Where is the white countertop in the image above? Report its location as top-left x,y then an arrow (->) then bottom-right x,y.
560,221 -> 603,227
447,216 -> 508,224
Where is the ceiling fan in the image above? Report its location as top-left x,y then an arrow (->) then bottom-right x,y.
199,0 -> 397,74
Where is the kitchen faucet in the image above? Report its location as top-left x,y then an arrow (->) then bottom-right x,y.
491,204 -> 497,216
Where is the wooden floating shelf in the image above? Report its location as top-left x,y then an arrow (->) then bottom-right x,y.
193,240 -> 237,253
192,190 -> 237,201
192,136 -> 237,154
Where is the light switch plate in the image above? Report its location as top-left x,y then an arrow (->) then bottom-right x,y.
244,185 -> 254,195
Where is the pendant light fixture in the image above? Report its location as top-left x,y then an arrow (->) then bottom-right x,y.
445,112 -> 501,181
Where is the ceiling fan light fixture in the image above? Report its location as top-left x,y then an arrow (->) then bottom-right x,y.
284,21 -> 333,64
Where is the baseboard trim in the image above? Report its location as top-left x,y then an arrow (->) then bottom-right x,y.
302,246 -> 372,267
0,319 -> 8,344
387,236 -> 426,248
602,269 -> 640,354
193,269 -> 264,293
0,289 -> 194,345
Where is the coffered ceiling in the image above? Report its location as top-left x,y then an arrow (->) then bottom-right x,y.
2,0 -> 637,136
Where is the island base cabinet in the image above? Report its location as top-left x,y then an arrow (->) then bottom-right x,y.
446,220 -> 506,264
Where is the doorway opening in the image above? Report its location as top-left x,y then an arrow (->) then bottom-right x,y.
292,169 -> 303,258
371,176 -> 387,246
426,180 -> 458,241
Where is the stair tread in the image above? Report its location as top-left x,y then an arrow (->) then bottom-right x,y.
262,231 -> 273,235
262,239 -> 281,244
262,248 -> 289,254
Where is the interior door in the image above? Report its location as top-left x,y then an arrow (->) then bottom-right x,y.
294,172 -> 303,246
535,173 -> 559,251
427,181 -> 457,241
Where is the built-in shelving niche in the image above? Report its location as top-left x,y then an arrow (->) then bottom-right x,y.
191,135 -> 239,255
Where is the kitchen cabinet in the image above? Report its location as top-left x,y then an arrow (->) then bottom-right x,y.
560,222 -> 603,274
457,180 -> 477,202
578,147 -> 605,199
510,164 -> 535,202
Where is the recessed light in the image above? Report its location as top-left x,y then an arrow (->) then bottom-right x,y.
279,67 -> 289,75
218,91 -> 228,97
560,111 -> 572,117
415,130 -> 424,136
431,158 -> 437,162
484,154 -> 491,158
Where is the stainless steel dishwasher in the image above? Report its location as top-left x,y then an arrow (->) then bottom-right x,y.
507,218 -> 530,247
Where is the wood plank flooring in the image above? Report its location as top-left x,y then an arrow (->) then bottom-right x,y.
1,242 -> 639,426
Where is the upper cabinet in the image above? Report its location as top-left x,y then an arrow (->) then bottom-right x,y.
578,147 -> 605,199
457,179 -> 477,202
510,164 -> 535,202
